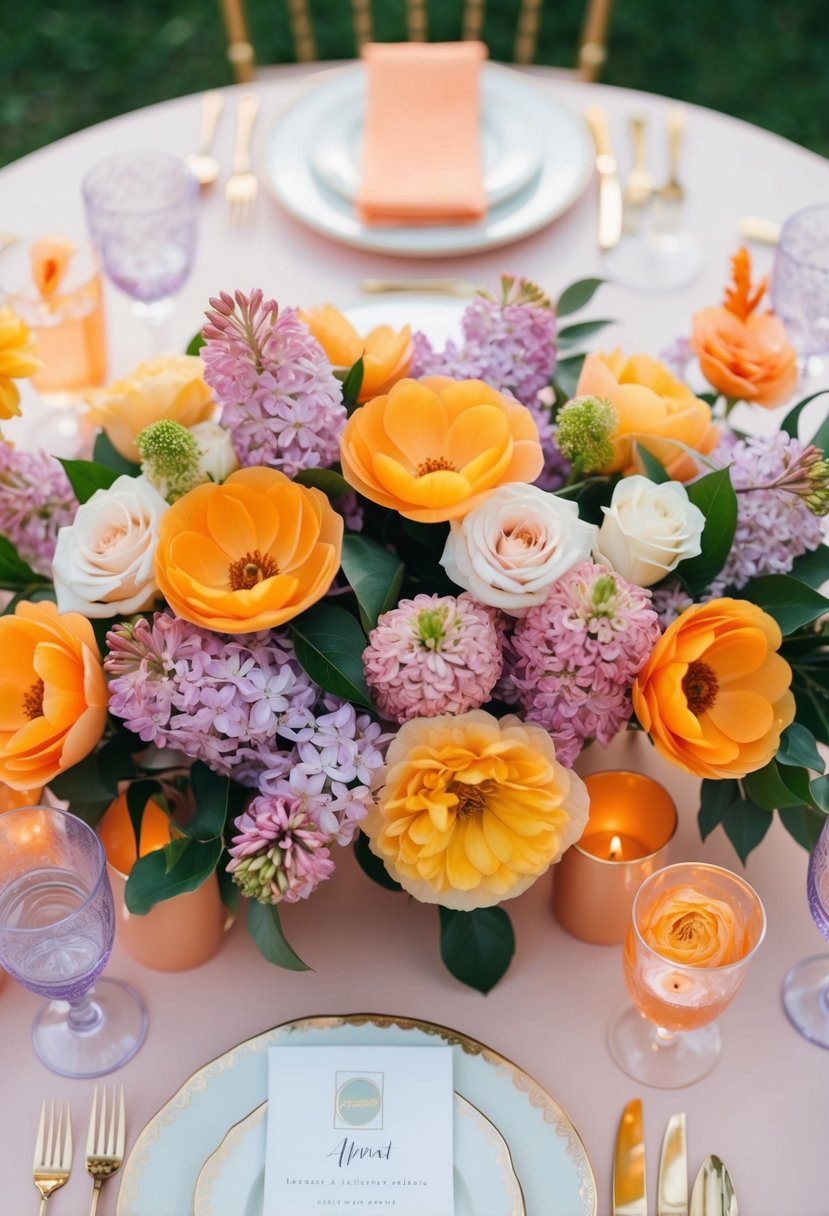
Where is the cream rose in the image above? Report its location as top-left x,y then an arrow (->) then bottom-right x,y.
595,475 -> 704,588
440,483 -> 596,616
87,355 -> 215,463
53,475 -> 169,617
189,421 -> 240,483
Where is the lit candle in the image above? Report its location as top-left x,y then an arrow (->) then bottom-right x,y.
553,771 -> 677,945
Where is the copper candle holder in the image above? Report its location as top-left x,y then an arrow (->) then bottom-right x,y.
553,770 -> 677,945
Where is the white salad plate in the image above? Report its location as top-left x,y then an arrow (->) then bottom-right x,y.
116,1013 -> 596,1216
192,1095 -> 525,1216
263,65 -> 593,257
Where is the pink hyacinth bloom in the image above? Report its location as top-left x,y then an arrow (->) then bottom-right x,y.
363,593 -> 503,724
509,561 -> 661,766
227,793 -> 336,903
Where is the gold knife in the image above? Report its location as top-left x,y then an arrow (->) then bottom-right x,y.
584,105 -> 623,251
657,1113 -> 688,1216
689,1155 -> 738,1216
613,1098 -> 647,1216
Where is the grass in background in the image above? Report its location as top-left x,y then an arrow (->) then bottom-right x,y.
3,0 -> 828,168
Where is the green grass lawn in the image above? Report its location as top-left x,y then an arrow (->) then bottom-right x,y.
3,0 -> 829,168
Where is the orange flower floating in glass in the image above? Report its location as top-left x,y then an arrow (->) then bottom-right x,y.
0,304 -> 40,420
632,598 -> 795,780
692,247 -> 798,408
299,304 -> 414,403
340,376 -> 543,523
154,466 -> 343,633
575,349 -> 718,482
639,884 -> 745,968
363,709 -> 589,910
0,601 -> 108,790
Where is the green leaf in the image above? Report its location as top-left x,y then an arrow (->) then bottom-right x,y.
341,356 -> 364,415
720,797 -> 773,864
438,906 -> 515,994
353,832 -> 403,893
58,458 -> 119,504
778,724 -> 825,774
676,468 -> 738,595
778,805 -> 827,851
781,390 -> 828,439
182,761 -> 234,840
744,760 -> 811,810
556,318 -> 615,348
698,778 -> 739,840
95,730 -> 137,795
812,408 -> 829,455
0,535 -> 51,592
740,574 -> 829,634
811,776 -> 829,814
186,331 -> 206,356
216,859 -> 241,916
556,277 -> 604,317
634,442 -> 670,484
92,431 -> 141,477
125,779 -> 162,860
125,836 -> 222,914
341,534 -> 405,633
789,545 -> 829,590
247,900 -> 311,970
792,671 -> 829,742
551,353 -> 585,401
293,468 -> 352,498
61,799 -> 111,827
48,750 -> 114,803
291,603 -> 373,709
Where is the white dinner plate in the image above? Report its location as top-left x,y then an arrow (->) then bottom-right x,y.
308,68 -> 542,209
192,1095 -> 525,1216
263,66 -> 593,257
116,1013 -> 596,1216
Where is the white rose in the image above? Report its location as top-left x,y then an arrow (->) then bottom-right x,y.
595,475 -> 705,587
440,483 -> 597,616
53,475 -> 169,618
189,421 -> 240,483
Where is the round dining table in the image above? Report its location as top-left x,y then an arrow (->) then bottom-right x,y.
1,65 -> 827,1216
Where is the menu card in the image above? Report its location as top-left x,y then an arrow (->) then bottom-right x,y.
264,1044 -> 455,1216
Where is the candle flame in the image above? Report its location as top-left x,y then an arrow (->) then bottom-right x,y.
609,834 -> 623,860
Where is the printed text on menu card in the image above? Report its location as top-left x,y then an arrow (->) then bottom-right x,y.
265,1045 -> 455,1215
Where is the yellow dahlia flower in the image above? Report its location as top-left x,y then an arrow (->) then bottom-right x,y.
0,305 -> 40,420
364,710 -> 589,910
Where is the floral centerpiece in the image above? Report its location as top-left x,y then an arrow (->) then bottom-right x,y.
1,255 -> 827,992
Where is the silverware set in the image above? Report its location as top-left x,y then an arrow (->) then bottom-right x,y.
185,91 -> 261,226
31,1088 -> 125,1215
613,1098 -> 738,1216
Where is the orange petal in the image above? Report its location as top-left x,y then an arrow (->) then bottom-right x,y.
707,689 -> 774,743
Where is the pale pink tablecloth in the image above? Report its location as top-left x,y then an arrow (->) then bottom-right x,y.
1,67 -> 828,1216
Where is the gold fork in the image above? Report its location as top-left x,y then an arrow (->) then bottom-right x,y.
225,93 -> 260,227
654,107 -> 687,234
622,114 -> 655,234
33,1100 -> 73,1215
85,1085 -> 126,1216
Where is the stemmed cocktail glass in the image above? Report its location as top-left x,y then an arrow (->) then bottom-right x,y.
782,814 -> 829,1048
0,805 -> 148,1078
607,861 -> 766,1088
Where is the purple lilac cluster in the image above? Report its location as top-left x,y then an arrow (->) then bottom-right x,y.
508,561 -> 661,767
105,613 -> 389,846
200,289 -> 346,476
708,431 -> 825,596
0,441 -> 77,576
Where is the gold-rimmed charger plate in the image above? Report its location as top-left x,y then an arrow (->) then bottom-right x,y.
192,1095 -> 526,1216
117,1012 -> 596,1216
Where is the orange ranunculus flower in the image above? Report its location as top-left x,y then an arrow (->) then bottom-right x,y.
640,885 -> 745,967
0,305 -> 40,420
340,376 -> 543,523
576,349 -> 718,482
87,355 -> 215,462
154,467 -> 343,633
363,710 -> 589,910
692,247 -> 798,409
0,601 -> 108,790
632,598 -> 795,781
299,304 -> 414,403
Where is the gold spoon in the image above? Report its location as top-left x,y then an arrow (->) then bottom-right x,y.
185,91 -> 224,187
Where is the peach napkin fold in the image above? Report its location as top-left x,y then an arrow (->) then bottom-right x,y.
356,41 -> 487,227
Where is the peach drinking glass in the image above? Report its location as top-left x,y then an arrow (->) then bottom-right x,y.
607,861 -> 766,1087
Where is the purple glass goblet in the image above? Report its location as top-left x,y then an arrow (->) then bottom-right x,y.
0,806 -> 147,1078
83,150 -> 198,346
782,814 -> 829,1049
770,204 -> 829,375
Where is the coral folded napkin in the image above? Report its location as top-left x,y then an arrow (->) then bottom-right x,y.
356,41 -> 487,227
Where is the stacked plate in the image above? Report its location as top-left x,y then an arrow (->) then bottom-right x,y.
116,1014 -> 597,1216
262,65 -> 593,257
